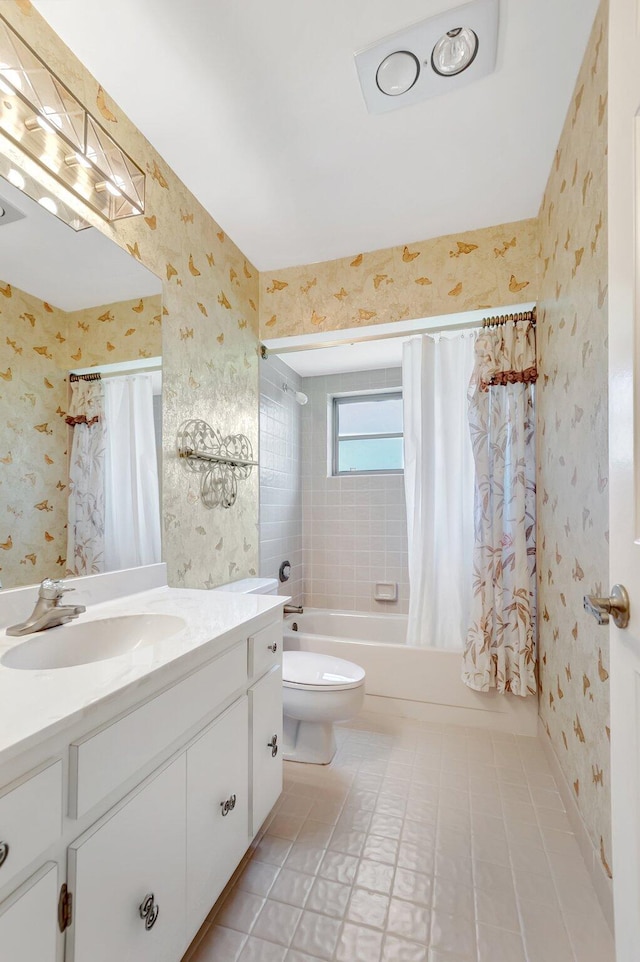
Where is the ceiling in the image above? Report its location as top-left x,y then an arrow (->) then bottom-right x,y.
33,0 -> 599,271
0,175 -> 161,311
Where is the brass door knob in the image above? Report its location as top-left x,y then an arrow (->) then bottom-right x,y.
584,584 -> 630,629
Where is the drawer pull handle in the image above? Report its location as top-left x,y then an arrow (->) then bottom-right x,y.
139,893 -> 159,930
267,642 -> 278,653
220,793 -> 237,816
0,842 -> 8,869
267,734 -> 278,757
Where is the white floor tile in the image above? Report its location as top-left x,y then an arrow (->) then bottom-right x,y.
183,713 -> 614,962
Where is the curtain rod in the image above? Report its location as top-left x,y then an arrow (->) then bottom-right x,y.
260,317 -> 476,358
260,305 -> 537,358
69,372 -> 101,382
481,308 -> 536,329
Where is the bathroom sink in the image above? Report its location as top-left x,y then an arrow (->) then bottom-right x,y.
1,614 -> 186,670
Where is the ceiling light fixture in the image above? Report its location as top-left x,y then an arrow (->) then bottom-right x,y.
431,27 -> 479,77
376,51 -> 420,96
0,13 -> 145,223
355,0 -> 498,114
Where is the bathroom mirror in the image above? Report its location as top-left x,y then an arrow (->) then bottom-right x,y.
0,172 -> 163,589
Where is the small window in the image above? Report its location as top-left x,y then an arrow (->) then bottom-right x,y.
332,391 -> 403,475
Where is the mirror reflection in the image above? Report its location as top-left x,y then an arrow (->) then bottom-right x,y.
0,173 -> 163,589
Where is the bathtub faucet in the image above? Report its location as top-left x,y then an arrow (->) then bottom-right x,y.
283,604 -> 303,615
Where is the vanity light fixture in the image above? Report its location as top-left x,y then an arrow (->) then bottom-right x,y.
355,0 -> 498,115
0,14 -> 145,224
38,195 -> 58,215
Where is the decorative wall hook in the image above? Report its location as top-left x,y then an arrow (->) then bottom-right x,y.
177,418 -> 257,509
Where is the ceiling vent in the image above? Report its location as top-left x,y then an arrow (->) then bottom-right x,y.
0,194 -> 25,227
355,0 -> 499,114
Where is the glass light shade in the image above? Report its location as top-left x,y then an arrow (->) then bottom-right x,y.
376,51 -> 420,96
0,14 -> 145,222
431,27 -> 479,77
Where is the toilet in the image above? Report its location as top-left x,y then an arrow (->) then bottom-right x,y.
282,650 -> 365,765
215,577 -> 366,765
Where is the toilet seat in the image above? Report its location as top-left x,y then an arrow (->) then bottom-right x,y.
283,651 -> 365,692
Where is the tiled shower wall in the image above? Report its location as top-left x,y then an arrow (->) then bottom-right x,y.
302,368 -> 409,614
259,356 -> 303,605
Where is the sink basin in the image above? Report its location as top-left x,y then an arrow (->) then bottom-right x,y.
1,614 -> 186,670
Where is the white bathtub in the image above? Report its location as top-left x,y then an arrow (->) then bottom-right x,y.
283,608 -> 538,735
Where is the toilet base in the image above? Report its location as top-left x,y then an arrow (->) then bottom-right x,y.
283,715 -> 337,765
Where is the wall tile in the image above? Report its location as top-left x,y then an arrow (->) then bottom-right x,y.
301,368 -> 408,614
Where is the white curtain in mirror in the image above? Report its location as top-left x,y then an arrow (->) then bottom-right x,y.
103,374 -> 161,572
66,379 -> 107,576
402,332 -> 476,649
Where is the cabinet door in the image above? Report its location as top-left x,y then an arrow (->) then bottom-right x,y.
67,755 -> 186,962
250,666 -> 283,835
0,862 -> 57,962
186,697 -> 249,934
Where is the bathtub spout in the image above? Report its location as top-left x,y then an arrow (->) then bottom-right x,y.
284,604 -> 304,615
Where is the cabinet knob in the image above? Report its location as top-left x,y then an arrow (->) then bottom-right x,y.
267,734 -> 278,757
220,793 -> 237,816
0,841 -> 8,868
139,893 -> 159,930
267,642 -> 278,653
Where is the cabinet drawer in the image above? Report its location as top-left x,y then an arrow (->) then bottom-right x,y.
0,862 -> 58,962
68,755 -> 186,962
0,760 -> 62,892
70,640 -> 247,818
186,697 -> 249,934
249,620 -> 282,679
250,666 -> 283,835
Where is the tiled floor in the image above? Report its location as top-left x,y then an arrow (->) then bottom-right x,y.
184,713 -> 615,962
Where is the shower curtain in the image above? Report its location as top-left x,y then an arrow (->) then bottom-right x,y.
402,332 -> 476,648
103,374 -> 161,571
66,378 -> 107,576
462,320 -> 537,697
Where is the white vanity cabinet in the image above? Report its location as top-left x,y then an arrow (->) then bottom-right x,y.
0,605 -> 284,962
67,755 -> 187,962
0,863 -> 58,962
250,665 -> 284,835
186,696 -> 249,934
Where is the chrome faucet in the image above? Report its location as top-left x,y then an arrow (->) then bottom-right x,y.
283,604 -> 303,615
6,578 -> 86,637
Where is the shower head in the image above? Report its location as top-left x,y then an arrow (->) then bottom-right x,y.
282,382 -> 308,405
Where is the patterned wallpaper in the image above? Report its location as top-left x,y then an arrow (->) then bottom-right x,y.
0,282 -> 161,588
2,1 -> 261,590
259,217 -> 539,338
537,2 -> 610,879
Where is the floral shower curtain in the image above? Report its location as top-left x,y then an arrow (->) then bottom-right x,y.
462,318 -> 537,697
66,377 -> 106,576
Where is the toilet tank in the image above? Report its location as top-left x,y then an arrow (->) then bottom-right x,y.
214,577 -> 279,596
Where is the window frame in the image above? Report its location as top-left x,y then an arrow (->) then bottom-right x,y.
331,389 -> 404,477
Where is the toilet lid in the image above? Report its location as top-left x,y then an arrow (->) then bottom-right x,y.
283,650 -> 365,691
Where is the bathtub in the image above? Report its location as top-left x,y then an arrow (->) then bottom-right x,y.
283,608 -> 538,735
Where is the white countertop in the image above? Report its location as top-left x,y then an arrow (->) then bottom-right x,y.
0,584 -> 284,767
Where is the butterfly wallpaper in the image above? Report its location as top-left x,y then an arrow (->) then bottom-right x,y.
537,2 -> 611,889
258,217 -> 539,338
